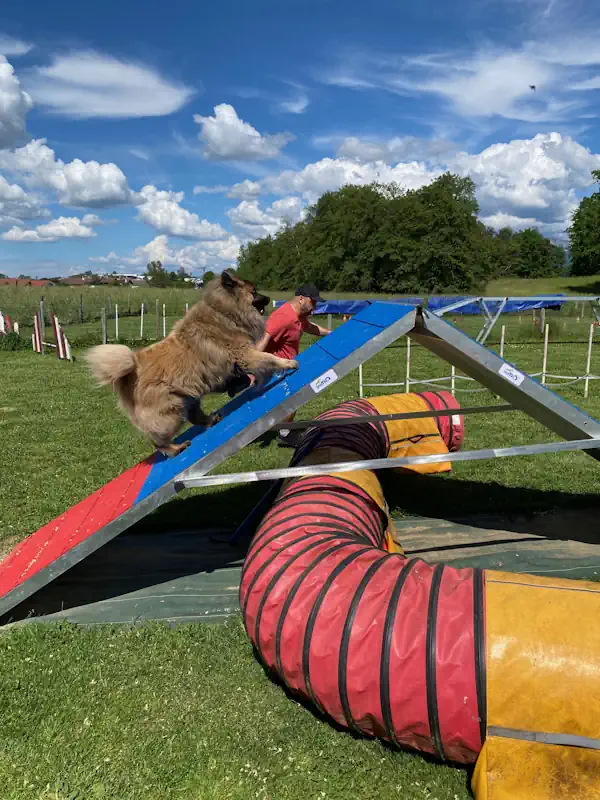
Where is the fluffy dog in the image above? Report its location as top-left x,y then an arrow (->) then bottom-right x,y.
84,271 -> 297,457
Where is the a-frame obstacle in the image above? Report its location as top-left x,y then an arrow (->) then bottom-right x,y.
2,301 -> 600,627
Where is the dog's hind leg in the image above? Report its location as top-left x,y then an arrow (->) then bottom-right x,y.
136,402 -> 190,458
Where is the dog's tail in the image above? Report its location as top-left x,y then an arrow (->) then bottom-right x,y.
84,344 -> 137,387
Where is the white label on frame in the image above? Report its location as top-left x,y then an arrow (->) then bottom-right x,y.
499,363 -> 525,387
310,369 -> 339,394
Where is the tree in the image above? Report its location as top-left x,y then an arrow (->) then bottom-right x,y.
203,270 -> 216,282
568,170 -> 600,276
145,260 -> 171,287
511,228 -> 565,277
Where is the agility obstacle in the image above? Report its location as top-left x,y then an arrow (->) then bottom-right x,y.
0,309 -> 18,335
3,301 -> 600,798
240,392 -> 600,799
32,309 -> 72,360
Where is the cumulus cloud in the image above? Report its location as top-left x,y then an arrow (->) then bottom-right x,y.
136,184 -> 228,239
193,103 -> 293,161
2,215 -> 96,242
0,55 -> 32,150
92,233 -> 241,273
226,179 -> 262,200
251,131 -> 600,241
0,138 -> 135,207
262,157 -> 438,203
0,175 -> 46,226
452,132 -> 600,234
227,196 -> 306,239
23,50 -> 195,119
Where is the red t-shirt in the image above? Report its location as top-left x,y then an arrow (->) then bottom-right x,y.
265,302 -> 310,360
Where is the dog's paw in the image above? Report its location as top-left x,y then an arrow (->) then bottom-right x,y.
287,360 -> 299,370
207,411 -> 223,427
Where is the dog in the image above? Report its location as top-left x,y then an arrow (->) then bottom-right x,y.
84,271 -> 297,457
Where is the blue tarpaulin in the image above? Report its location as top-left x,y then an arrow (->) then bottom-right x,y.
272,294 -> 565,315
427,294 -> 566,315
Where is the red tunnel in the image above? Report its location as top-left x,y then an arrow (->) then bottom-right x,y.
240,393 -> 485,766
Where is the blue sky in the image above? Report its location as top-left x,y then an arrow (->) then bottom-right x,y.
1,0 -> 600,276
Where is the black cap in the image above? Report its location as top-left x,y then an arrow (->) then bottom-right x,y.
295,283 -> 324,303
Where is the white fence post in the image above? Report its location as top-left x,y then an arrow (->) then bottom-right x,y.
541,323 -> 549,385
451,365 -> 456,396
162,303 -> 166,338
500,325 -> 506,359
585,323 -> 594,399
405,337 -> 411,393
140,303 -> 145,339
358,363 -> 364,398
115,304 -> 119,341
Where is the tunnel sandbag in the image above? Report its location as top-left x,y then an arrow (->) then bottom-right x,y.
471,570 -> 600,799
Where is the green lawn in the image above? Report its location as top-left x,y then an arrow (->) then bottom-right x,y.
2,324 -> 600,799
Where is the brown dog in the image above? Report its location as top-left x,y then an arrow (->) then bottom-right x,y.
84,271 -> 298,456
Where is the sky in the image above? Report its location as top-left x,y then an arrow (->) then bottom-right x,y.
2,0 -> 600,277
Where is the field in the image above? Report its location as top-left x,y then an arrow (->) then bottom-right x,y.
2,281 -> 600,799
3,273 -> 600,351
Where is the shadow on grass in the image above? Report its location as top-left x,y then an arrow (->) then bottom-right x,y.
380,472 -> 600,544
4,471 -> 600,627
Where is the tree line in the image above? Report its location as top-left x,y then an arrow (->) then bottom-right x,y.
236,173 -> 568,293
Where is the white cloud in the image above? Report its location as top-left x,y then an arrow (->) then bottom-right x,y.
2,215 -> 96,242
193,103 -> 294,161
278,89 -> 309,114
452,132 -> 600,232
192,184 -> 229,195
262,156 -> 438,203
0,55 -> 32,150
81,213 -> 104,226
227,196 -> 306,239
23,50 -> 195,119
136,184 -> 228,240
0,175 -> 46,226
334,135 -> 458,164
0,35 -> 33,57
93,233 -> 241,273
318,31 -> 600,128
226,179 -> 262,200
129,148 -> 151,161
0,138 -> 135,208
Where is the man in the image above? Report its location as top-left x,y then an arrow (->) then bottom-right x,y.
256,283 -> 331,446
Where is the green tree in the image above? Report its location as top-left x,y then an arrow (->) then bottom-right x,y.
511,228 -> 565,277
568,170 -> 600,276
145,260 -> 171,287
203,270 -> 216,282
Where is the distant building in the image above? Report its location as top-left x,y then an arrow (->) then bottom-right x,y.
0,278 -> 56,287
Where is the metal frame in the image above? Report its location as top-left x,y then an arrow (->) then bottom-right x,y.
432,295 -> 600,343
179,437 -> 600,490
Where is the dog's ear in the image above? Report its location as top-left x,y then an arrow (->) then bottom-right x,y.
220,270 -> 236,290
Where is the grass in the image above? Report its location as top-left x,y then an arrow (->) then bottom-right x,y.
0,620 -> 470,800
2,318 -> 600,799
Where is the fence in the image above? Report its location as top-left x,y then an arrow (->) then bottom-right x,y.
358,322 -> 600,400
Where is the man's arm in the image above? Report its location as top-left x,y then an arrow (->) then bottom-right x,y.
303,319 -> 331,337
255,331 -> 272,352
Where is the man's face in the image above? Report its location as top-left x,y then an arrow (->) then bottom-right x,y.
297,295 -> 316,316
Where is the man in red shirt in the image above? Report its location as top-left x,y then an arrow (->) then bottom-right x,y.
257,283 -> 331,446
